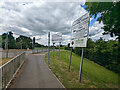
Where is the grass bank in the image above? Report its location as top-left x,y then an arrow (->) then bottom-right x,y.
45,50 -> 118,88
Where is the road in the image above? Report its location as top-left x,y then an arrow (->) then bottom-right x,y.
12,52 -> 64,88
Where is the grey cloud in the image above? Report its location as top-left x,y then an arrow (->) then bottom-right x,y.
0,2 -> 87,44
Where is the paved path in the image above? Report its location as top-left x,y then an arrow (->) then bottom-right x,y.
12,52 -> 64,88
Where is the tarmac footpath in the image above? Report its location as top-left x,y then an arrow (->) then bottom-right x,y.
12,52 -> 65,88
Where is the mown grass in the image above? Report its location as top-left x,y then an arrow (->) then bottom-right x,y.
45,50 -> 118,88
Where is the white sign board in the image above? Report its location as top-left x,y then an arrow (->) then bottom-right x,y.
70,13 -> 89,47
74,37 -> 87,47
52,33 -> 62,43
70,38 -> 87,48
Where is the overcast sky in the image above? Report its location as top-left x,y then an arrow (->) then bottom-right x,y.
0,1 -> 116,45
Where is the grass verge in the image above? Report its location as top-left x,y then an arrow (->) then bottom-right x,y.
0,57 -> 13,66
45,50 -> 118,88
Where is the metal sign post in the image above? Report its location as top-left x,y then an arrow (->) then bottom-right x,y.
68,47 -> 73,72
79,47 -> 84,82
58,42 -> 61,58
53,43 -> 55,57
48,32 -> 50,64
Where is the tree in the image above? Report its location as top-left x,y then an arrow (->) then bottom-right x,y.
1,32 -> 44,49
85,1 -> 120,42
8,32 -> 16,49
16,35 -> 33,49
34,42 -> 43,47
2,32 -> 16,49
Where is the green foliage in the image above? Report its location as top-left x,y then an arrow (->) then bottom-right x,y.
1,32 -> 43,49
74,38 -> 119,73
34,42 -> 44,47
85,1 -> 120,42
16,35 -> 33,49
2,32 -> 16,49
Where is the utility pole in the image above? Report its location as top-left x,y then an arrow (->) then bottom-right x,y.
48,32 -> 50,64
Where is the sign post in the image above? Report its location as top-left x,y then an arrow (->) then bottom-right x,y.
32,37 -> 35,53
68,47 -> 72,72
53,43 -> 55,57
48,32 -> 50,64
70,13 -> 90,82
58,42 -> 61,58
79,47 -> 84,82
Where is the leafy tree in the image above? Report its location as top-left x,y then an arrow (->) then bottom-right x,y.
16,35 -> 33,49
2,32 -> 16,49
2,32 -> 35,49
34,42 -> 43,47
16,42 -> 21,49
85,1 -> 120,73
85,1 -> 120,42
8,32 -> 16,49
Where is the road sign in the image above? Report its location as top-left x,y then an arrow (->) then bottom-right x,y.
70,13 -> 89,47
72,13 -> 89,26
52,33 -> 62,43
70,40 -> 75,48
74,37 -> 87,47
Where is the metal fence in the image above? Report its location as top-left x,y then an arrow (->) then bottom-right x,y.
0,49 -> 51,89
0,52 -> 25,89
25,49 -> 48,54
1,49 -> 49,58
